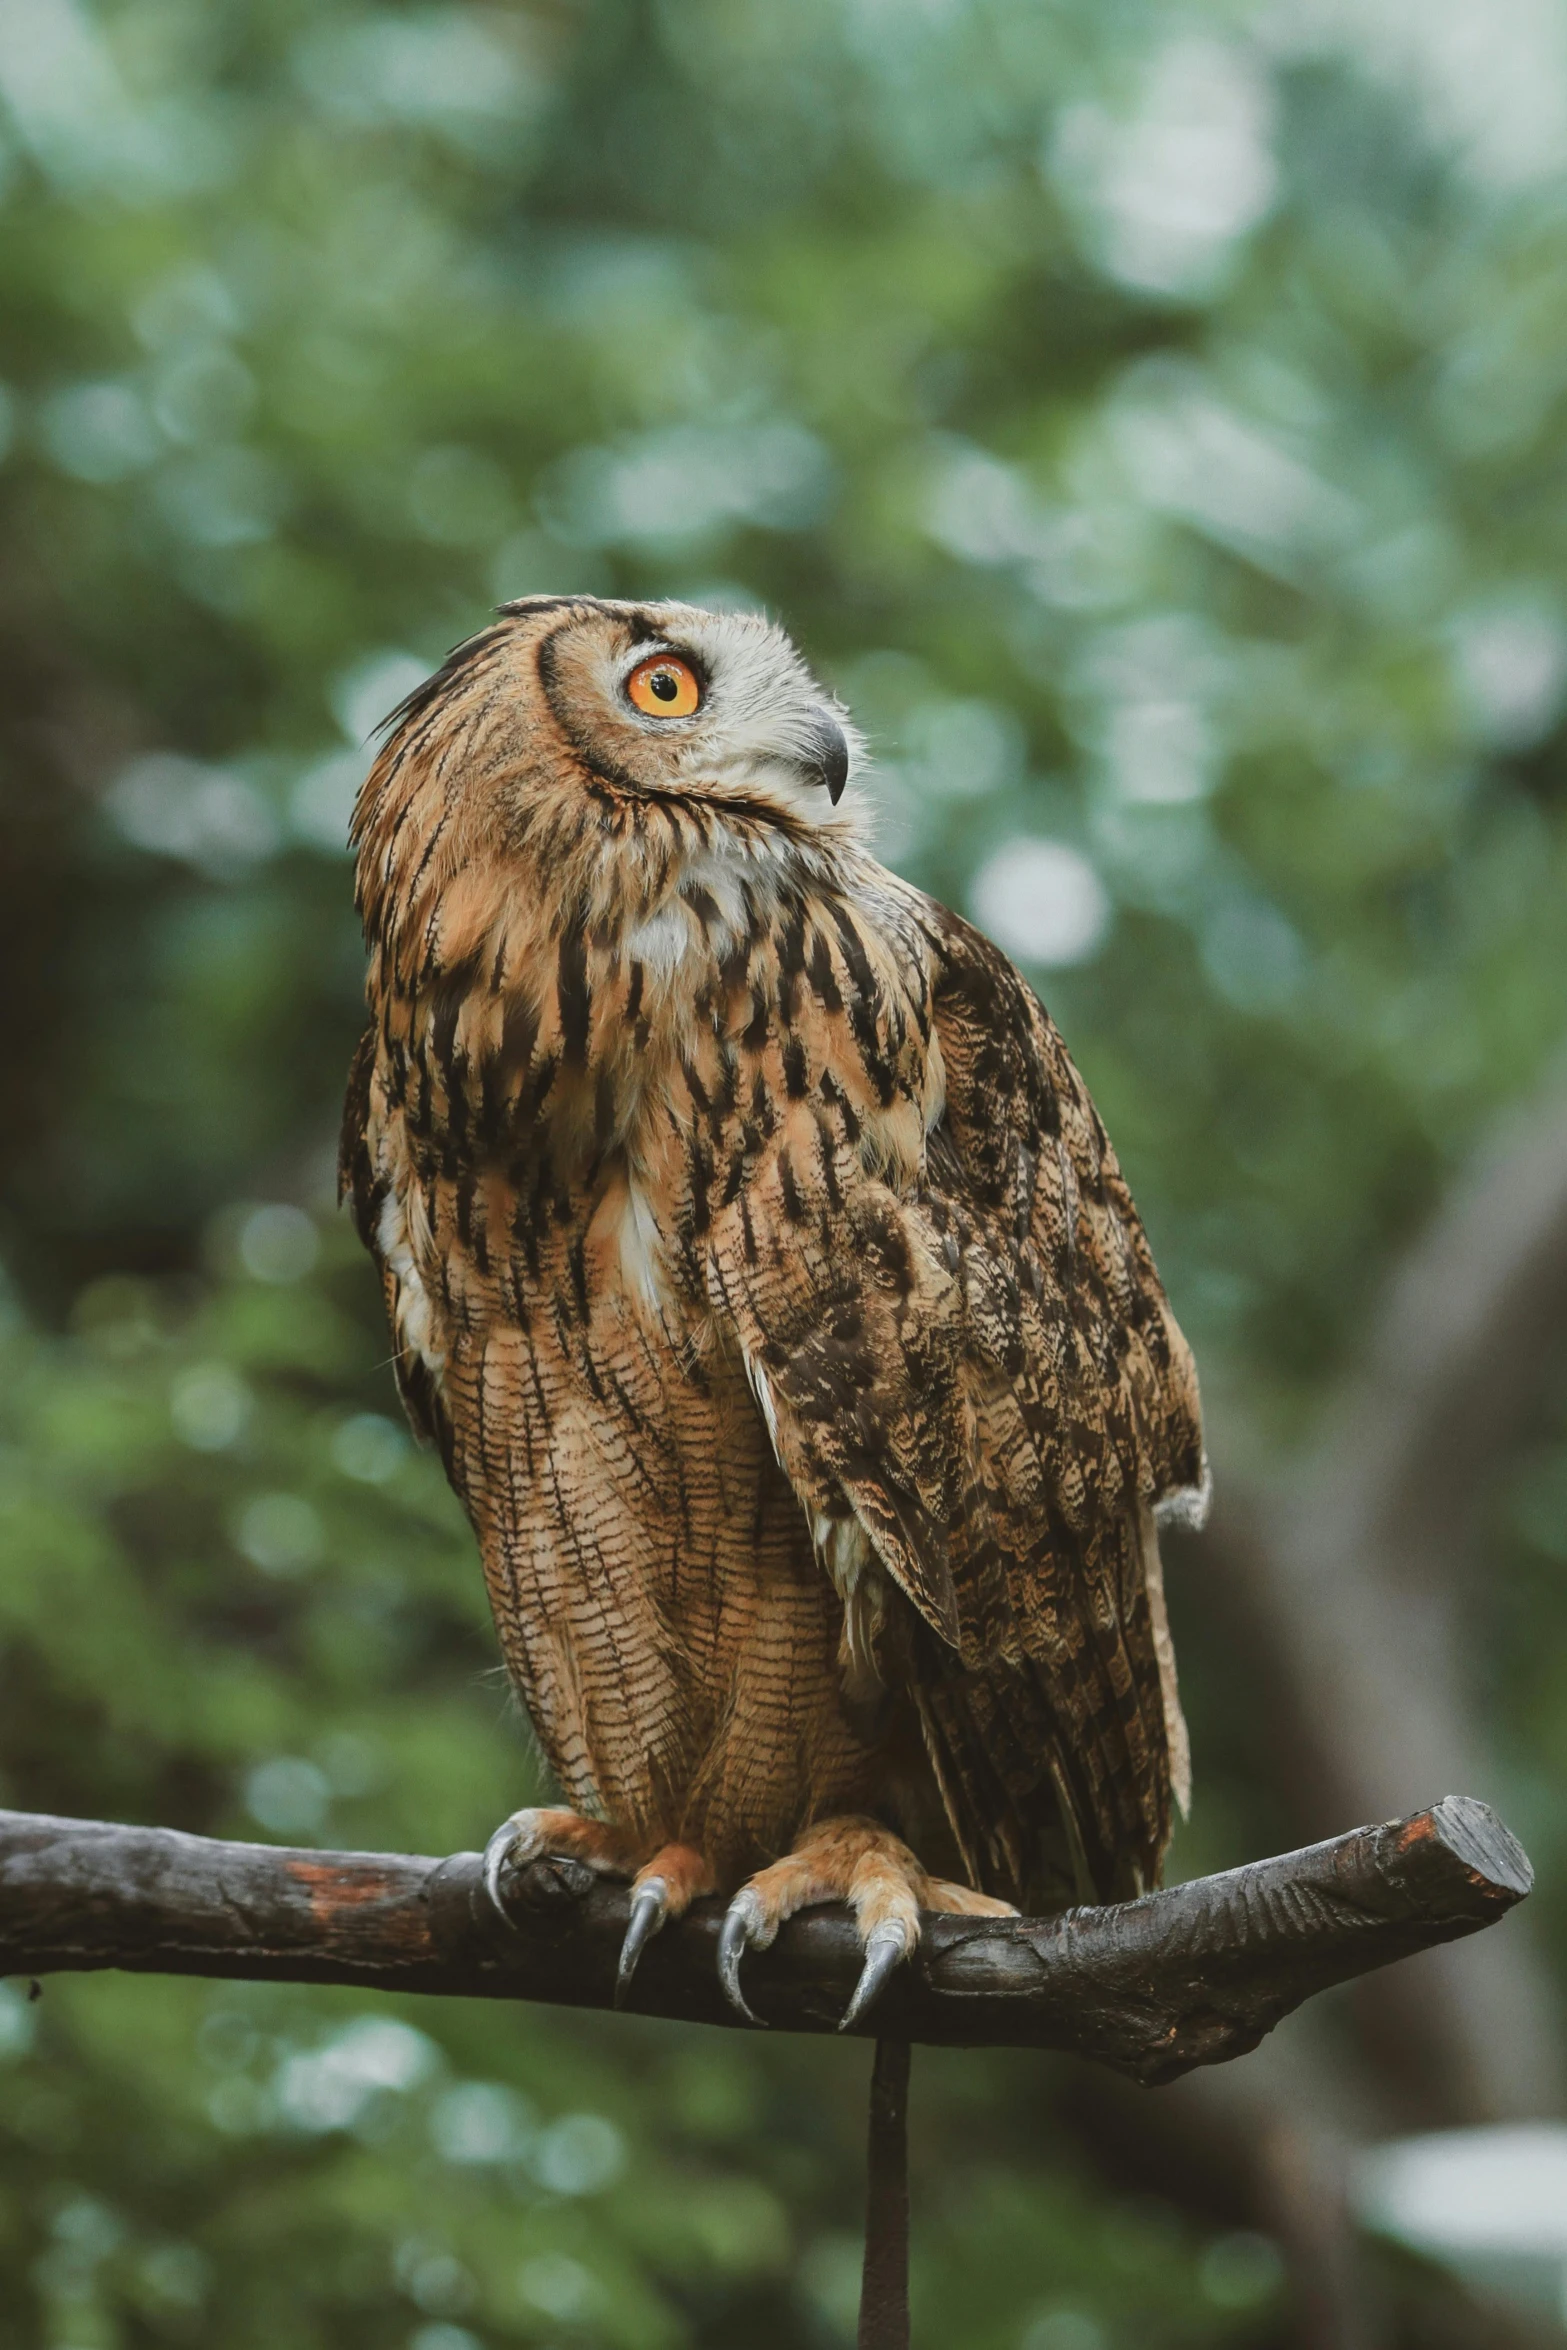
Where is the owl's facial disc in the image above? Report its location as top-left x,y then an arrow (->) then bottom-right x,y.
534,599 -> 862,824
616,637 -> 850,806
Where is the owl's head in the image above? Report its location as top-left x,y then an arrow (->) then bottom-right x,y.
369,592 -> 861,837
352,595 -> 867,952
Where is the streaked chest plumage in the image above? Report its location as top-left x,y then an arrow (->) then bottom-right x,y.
355,799 -> 943,1857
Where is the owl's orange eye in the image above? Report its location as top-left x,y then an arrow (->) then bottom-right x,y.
626,654 -> 702,719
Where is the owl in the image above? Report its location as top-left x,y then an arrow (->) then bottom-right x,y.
341,596 -> 1207,2029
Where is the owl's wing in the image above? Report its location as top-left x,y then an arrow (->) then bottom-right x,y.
702,886 -> 1204,1909
339,1025 -> 455,1470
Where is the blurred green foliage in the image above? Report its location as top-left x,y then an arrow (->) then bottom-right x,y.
2,0 -> 1567,2341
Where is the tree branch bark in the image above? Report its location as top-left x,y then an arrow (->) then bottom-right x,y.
0,1798 -> 1530,2088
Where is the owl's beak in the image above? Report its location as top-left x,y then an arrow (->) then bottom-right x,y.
799,717 -> 850,804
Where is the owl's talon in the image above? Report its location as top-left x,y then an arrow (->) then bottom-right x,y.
482,1818 -> 533,1928
614,1877 -> 667,2007
717,1890 -> 769,2026
838,1920 -> 910,2033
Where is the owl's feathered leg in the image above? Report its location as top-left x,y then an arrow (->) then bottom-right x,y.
716,1816 -> 1014,2030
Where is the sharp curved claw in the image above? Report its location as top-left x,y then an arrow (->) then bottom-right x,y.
838,1922 -> 909,2034
482,1821 -> 522,1929
716,1895 -> 767,2027
614,1878 -> 667,2009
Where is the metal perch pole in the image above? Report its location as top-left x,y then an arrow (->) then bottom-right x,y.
860,2037 -> 912,2350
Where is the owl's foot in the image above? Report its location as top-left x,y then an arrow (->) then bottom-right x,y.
481,1810 -> 714,2008
481,1807 -> 640,1922
614,1843 -> 715,2009
716,1816 -> 1015,2031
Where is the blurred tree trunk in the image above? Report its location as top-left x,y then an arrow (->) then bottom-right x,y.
1189,1068 -> 1567,2122
1145,1069 -> 1567,2342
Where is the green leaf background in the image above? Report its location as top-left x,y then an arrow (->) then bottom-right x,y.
2,1 -> 1566,2341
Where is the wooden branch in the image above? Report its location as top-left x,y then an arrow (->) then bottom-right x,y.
0,1798 -> 1531,2087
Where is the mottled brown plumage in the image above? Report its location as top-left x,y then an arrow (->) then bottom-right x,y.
341,595 -> 1205,2012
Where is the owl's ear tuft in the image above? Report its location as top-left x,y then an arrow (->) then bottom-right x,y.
494,593 -> 597,620
379,623 -> 511,742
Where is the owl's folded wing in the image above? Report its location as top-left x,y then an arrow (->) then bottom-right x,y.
702,889 -> 1205,1907
339,1027 -> 456,1471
